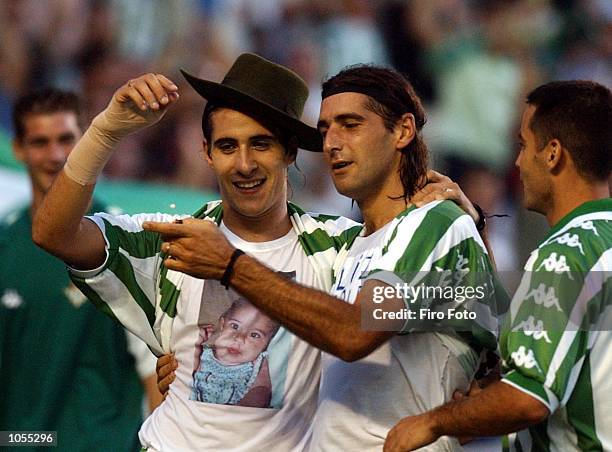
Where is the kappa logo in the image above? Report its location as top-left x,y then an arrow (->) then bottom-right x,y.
580,221 -> 599,236
524,283 -> 562,311
511,346 -> 541,371
512,316 -> 552,343
552,233 -> 584,254
536,252 -> 572,277
1,289 -> 24,309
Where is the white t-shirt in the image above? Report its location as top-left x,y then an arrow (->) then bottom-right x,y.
74,215 -> 320,452
139,223 -> 320,451
71,203 -> 362,451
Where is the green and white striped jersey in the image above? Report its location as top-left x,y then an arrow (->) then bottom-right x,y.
360,200 -> 505,352
69,201 -> 361,355
310,200 -> 504,451
501,198 -> 612,451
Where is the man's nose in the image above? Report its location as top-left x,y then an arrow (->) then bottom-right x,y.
48,142 -> 69,164
236,148 -> 258,175
323,126 -> 342,157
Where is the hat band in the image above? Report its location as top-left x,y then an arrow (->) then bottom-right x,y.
321,85 -> 405,116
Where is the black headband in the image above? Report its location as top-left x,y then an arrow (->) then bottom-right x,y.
321,84 -> 407,118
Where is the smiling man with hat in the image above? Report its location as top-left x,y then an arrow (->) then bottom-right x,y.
32,54 -> 361,450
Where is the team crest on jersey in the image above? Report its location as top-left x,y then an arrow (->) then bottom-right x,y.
64,283 -> 87,308
512,316 -> 552,343
1,289 -> 24,309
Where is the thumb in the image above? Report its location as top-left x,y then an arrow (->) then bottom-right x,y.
452,390 -> 466,402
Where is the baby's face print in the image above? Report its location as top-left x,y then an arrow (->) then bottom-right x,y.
213,304 -> 277,365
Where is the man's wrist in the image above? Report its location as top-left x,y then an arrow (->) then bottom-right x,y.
428,408 -> 445,439
220,248 -> 245,289
473,203 -> 486,231
64,122 -> 118,186
90,109 -> 129,145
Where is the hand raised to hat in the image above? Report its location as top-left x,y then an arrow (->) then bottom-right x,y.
92,73 -> 180,141
142,218 -> 236,281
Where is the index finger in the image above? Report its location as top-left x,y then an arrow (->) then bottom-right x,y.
414,181 -> 445,199
156,73 -> 179,92
141,73 -> 173,107
143,220 -> 190,237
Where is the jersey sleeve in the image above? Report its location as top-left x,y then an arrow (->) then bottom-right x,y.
68,212 -> 188,354
365,201 -> 502,350
501,222 -> 611,412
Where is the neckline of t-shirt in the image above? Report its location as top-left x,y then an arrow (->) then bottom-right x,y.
355,219 -> 393,243
220,221 -> 298,252
356,203 -> 422,240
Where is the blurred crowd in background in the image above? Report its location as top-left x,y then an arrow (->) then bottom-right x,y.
0,0 -> 610,270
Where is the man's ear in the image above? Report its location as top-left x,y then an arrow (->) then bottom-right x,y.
545,138 -> 563,172
203,139 -> 213,167
395,113 -> 416,150
12,139 -> 26,163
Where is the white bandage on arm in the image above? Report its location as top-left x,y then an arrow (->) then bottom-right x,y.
64,113 -> 119,185
64,99 -> 153,186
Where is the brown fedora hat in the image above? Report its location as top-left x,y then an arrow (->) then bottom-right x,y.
181,53 -> 322,152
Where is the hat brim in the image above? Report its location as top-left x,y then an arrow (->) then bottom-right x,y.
181,69 -> 322,152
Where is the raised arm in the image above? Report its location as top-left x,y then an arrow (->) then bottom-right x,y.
32,74 -> 179,269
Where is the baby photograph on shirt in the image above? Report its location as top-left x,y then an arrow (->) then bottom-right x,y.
191,274 -> 295,408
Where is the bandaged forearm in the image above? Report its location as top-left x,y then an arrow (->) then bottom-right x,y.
63,116 -> 117,185
64,101 -> 152,186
